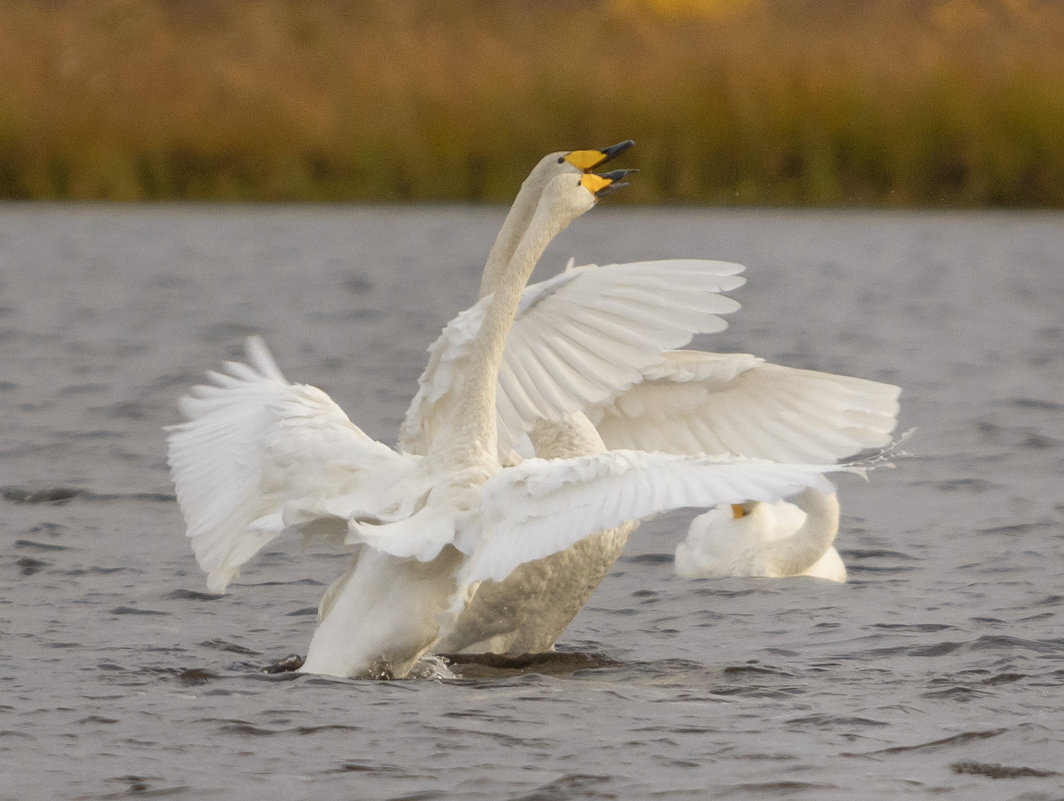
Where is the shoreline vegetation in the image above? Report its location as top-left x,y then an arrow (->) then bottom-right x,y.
2,0 -> 1063,205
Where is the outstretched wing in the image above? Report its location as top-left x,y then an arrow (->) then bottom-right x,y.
167,336 -> 408,593
589,350 -> 901,463
461,450 -> 859,586
399,259 -> 746,458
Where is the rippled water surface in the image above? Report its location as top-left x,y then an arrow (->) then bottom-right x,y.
2,205 -> 1062,800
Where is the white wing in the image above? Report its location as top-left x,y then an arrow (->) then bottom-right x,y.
399,259 -> 746,458
589,351 -> 901,463
461,450 -> 856,586
166,336 -> 409,593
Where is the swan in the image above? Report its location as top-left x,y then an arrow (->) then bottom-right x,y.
674,489 -> 846,581
587,350 -> 902,582
409,169 -> 898,651
167,171 -> 858,679
398,149 -> 759,654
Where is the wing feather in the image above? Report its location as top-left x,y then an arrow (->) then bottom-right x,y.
400,259 -> 747,459
167,336 -> 409,593
465,450 -> 852,585
591,351 -> 901,463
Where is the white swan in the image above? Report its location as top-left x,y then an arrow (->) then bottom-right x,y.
398,149 -> 757,654
674,489 -> 846,581
167,172 -> 857,679
586,350 -> 899,581
410,165 -> 897,651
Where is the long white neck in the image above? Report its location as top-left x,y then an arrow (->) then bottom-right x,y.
478,162 -> 560,299
423,194 -> 580,472
761,489 -> 840,576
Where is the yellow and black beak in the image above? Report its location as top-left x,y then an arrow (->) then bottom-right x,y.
580,169 -> 632,199
564,139 -> 635,172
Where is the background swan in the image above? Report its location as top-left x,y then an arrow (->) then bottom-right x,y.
674,488 -> 846,582
168,172 -> 859,679
588,350 -> 898,582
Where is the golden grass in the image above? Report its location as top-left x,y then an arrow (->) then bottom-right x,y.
1,0 -> 1062,204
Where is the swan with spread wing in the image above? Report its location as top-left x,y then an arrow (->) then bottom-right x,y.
168,170 -> 857,679
409,151 -> 897,652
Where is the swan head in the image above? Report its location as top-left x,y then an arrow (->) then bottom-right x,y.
559,139 -> 635,171
533,172 -> 625,225
523,140 -> 636,191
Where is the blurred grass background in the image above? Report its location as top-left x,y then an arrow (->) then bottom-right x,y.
2,0 -> 1062,204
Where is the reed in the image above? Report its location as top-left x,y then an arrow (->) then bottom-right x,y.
1,0 -> 1062,204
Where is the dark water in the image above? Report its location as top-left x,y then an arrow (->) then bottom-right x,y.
2,205 -> 1062,800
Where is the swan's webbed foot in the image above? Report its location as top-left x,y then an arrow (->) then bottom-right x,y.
262,653 -> 304,674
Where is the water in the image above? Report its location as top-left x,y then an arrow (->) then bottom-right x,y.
2,205 -> 1062,800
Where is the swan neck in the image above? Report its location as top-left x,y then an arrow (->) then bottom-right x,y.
425,199 -> 573,470
763,489 -> 841,575
478,173 -> 543,299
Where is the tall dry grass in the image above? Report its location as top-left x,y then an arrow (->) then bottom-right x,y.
1,0 -> 1062,204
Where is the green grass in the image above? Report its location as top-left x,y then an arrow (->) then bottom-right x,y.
2,0 -> 1062,204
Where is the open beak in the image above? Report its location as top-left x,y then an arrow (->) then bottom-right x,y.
590,168 -> 636,198
564,139 -> 635,171
580,172 -> 628,199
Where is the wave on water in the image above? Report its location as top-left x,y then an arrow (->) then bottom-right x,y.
1,485 -> 175,504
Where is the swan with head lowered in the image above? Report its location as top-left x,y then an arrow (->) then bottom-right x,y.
674,490 -> 846,582
167,171 -> 860,679
584,350 -> 896,582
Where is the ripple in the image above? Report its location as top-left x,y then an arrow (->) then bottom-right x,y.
1,486 -> 174,505
177,669 -> 215,686
621,552 -> 673,564
164,589 -> 222,601
931,478 -> 1000,493
951,760 -> 1059,779
970,634 -> 1064,654
785,713 -> 889,728
845,728 -> 1008,756
213,720 -> 361,737
198,639 -> 259,655
720,781 -> 837,796
1009,397 -> 1064,412
444,649 -> 622,679
920,685 -> 986,702
870,622 -> 957,633
512,774 -> 617,801
846,548 -> 919,561
100,775 -> 191,799
110,606 -> 169,616
14,539 -> 71,552
16,557 -> 49,575
2,486 -> 84,504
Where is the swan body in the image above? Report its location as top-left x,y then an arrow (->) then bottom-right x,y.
437,413 -> 635,655
169,171 -> 854,678
674,488 -> 845,581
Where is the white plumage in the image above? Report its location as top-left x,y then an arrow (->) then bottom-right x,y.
168,168 -> 860,678
675,489 -> 847,582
